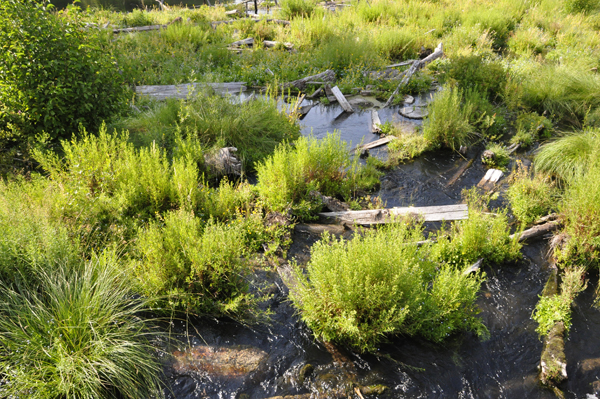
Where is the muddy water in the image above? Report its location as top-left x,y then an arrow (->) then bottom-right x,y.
164,101 -> 600,399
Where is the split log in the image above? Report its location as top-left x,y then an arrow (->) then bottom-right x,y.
204,147 -> 242,176
352,136 -> 396,153
283,70 -> 335,91
330,86 -> 354,113
510,221 -> 561,242
445,158 -> 474,187
383,42 -> 443,108
477,168 -> 503,191
230,37 -> 254,47
319,204 -> 468,225
370,110 -> 382,134
135,82 -> 247,100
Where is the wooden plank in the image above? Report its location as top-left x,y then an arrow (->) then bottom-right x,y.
477,168 -> 504,191
319,204 -> 468,225
331,86 -> 354,113
352,136 -> 395,153
371,110 -> 382,133
136,82 -> 247,100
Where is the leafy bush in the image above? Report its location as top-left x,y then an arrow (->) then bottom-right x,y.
0,1 -> 126,145
289,221 -> 487,352
255,132 -> 381,218
565,0 -> 599,14
0,253 -> 163,399
133,210 -> 252,315
423,86 -> 475,151
507,162 -> 557,225
430,189 -> 522,266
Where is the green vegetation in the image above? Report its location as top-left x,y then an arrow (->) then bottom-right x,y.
481,143 -> 510,169
507,162 -> 557,226
289,221 -> 487,352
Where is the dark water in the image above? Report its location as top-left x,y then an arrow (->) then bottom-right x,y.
162,100 -> 600,398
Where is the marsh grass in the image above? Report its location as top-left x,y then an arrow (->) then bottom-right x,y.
482,143 -> 510,169
507,162 -> 557,226
0,253 -> 163,399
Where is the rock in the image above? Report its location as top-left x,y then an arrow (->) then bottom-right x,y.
399,105 -> 428,119
459,145 -> 468,155
172,345 -> 268,378
482,150 -> 496,161
580,358 -> 600,373
403,94 -> 415,104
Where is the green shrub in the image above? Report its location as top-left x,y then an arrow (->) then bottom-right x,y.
0,1 -> 126,145
387,130 -> 431,164
423,86 -> 475,151
507,162 -> 557,225
289,221 -> 487,352
0,253 -> 163,399
121,8 -> 155,27
482,143 -> 510,169
133,210 -> 252,315
565,0 -> 599,13
161,22 -> 211,50
255,132 -> 381,218
279,0 -> 317,19
510,112 -> 553,147
442,55 -> 507,100
430,189 -> 522,266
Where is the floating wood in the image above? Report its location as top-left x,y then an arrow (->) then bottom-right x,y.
510,221 -> 561,242
477,168 -> 504,191
445,158 -> 474,187
135,82 -> 247,100
283,70 -> 335,91
383,42 -> 443,108
319,204 -> 468,225
331,86 -> 354,113
352,136 -> 395,153
370,110 -> 382,133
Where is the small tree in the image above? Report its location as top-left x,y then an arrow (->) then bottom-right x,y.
0,0 -> 126,148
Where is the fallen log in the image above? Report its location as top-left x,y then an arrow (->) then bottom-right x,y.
477,168 -> 504,191
230,37 -> 254,47
113,24 -> 166,34
463,258 -> 483,275
309,190 -> 350,212
370,110 -> 382,134
535,213 -> 559,225
319,204 -> 468,225
283,70 -> 336,91
445,158 -> 474,187
383,42 -> 443,108
263,40 -> 293,49
294,223 -> 346,235
210,18 -> 291,29
331,86 -> 354,113
352,136 -> 396,153
307,86 -> 323,99
135,82 -> 247,100
510,221 -> 561,242
324,84 -> 337,102
386,60 -> 417,68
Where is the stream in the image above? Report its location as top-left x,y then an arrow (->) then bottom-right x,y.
162,99 -> 600,399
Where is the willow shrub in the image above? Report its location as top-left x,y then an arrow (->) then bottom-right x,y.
0,253 -> 163,399
289,222 -> 487,352
255,132 -> 381,218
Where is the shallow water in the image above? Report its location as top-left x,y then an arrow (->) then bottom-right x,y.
163,100 -> 600,399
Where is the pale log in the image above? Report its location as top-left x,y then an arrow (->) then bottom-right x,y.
331,86 -> 354,113
319,204 -> 468,225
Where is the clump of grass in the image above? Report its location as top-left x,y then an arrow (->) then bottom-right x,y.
441,55 -> 507,100
481,142 -> 510,169
289,221 -> 487,352
430,189 -> 522,266
532,266 -> 587,337
423,86 -> 475,151
507,162 -> 557,225
256,132 -> 381,218
387,129 -> 431,165
0,253 -> 163,399
510,111 -> 553,148
279,0 -> 317,19
161,22 -> 211,50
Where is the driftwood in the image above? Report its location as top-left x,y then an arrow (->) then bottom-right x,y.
445,158 -> 474,187
319,204 -> 468,225
463,258 -> 483,275
477,168 -> 504,191
204,147 -> 242,176
230,37 -> 254,47
510,221 -> 561,242
135,82 -> 246,100
386,60 -> 417,68
371,110 -> 382,134
331,86 -> 354,113
324,84 -> 337,102
263,40 -> 294,49
352,136 -> 396,153
294,223 -> 347,235
283,70 -> 335,91
383,43 -> 444,108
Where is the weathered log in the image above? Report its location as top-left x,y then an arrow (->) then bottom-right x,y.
263,40 -> 293,49
352,136 -> 396,153
230,37 -> 254,47
135,82 -> 247,100
371,110 -> 382,134
510,221 -> 561,242
210,18 -> 290,29
204,147 -> 242,176
331,86 -> 354,113
307,86 -> 323,99
113,24 -> 166,34
534,213 -> 559,225
383,42 -> 443,108
319,204 -> 468,225
463,258 -> 483,275
507,142 -> 520,154
294,223 -> 346,235
446,158 -> 474,187
386,60 -> 417,68
324,84 -> 337,102
309,190 -> 350,212
283,70 -> 336,91
477,168 -> 504,191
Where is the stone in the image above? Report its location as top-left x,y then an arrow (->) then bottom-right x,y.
172,345 -> 268,378
399,105 -> 428,119
403,94 -> 415,104
482,150 -> 495,161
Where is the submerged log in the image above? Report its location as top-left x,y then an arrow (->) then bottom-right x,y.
383,42 -> 443,108
446,158 -> 474,187
283,70 -> 336,91
319,204 -> 468,225
510,221 -> 561,242
370,110 -> 382,134
135,82 -> 247,100
330,86 -> 354,113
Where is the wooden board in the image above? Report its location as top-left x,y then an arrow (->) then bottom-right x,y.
477,168 -> 504,191
319,204 -> 468,225
331,86 -> 354,113
352,136 -> 395,153
371,110 -> 382,133
136,82 -> 247,100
